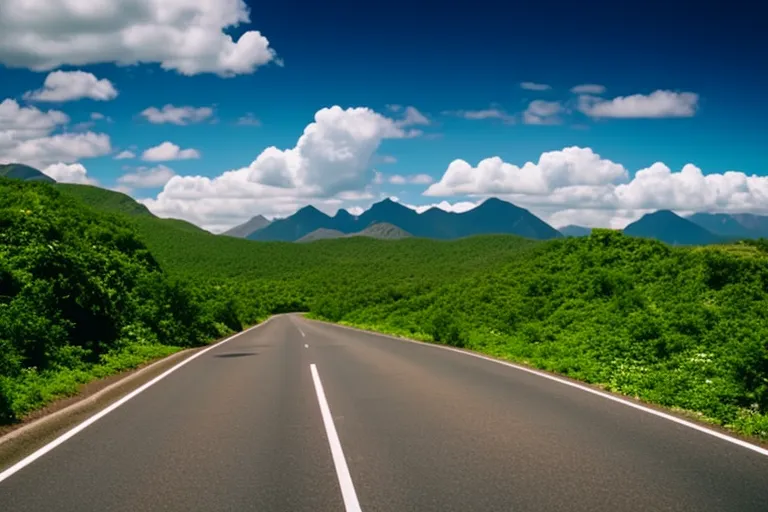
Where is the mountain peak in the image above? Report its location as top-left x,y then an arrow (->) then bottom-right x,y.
478,197 -> 523,211
222,214 -> 271,238
624,209 -> 720,245
334,208 -> 354,219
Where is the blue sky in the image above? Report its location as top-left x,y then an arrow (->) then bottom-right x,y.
0,0 -> 765,231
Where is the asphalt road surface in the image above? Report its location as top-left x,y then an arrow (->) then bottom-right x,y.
1,314 -> 767,511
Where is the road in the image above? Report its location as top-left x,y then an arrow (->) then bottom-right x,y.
1,314 -> 767,511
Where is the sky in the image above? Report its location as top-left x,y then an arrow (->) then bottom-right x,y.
0,0 -> 766,232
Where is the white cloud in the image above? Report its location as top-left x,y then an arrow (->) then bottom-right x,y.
579,90 -> 698,118
0,0 -> 277,76
118,165 -> 176,189
570,84 -> 606,95
380,155 -> 397,164
4,132 -> 112,167
115,150 -> 136,160
24,71 -> 118,102
142,142 -> 201,161
386,104 -> 402,112
141,105 -> 214,125
237,113 -> 261,126
426,145 -> 768,228
42,162 -> 97,184
426,147 -> 628,197
406,200 -> 479,214
143,106 -> 408,230
545,208 -> 647,230
523,100 -> 563,125
520,82 -> 551,91
613,163 -> 768,211
443,108 -> 515,124
388,173 -> 434,185
399,106 -> 429,126
0,99 -> 112,166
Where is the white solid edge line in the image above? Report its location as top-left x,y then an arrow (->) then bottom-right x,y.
0,317 -> 275,485
322,321 -> 768,458
310,364 -> 362,512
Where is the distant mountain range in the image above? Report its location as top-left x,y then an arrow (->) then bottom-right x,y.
235,197 -> 563,242
0,163 -> 55,183
4,161 -> 768,246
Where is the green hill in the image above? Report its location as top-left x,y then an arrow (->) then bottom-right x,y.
0,163 -> 55,183
57,183 -> 208,234
297,222 -> 412,242
2,180 -> 767,440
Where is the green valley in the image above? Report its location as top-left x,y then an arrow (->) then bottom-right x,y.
1,179 -> 767,443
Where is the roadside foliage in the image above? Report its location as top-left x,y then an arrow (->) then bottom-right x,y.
1,179 -> 766,441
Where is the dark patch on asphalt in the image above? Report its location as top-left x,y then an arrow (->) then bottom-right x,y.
213,352 -> 258,358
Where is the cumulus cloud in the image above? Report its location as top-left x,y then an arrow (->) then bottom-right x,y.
0,0 -> 277,76
570,84 -> 606,95
426,146 -> 768,228
115,150 -> 136,160
388,174 -> 434,185
42,162 -> 97,184
0,99 -> 112,166
426,147 -> 628,197
118,165 -> 176,189
141,105 -> 214,125
613,163 -> 768,211
523,100 -> 563,125
142,142 -> 201,161
24,71 -> 118,102
142,106 -> 408,230
520,82 -> 551,91
579,90 -> 698,118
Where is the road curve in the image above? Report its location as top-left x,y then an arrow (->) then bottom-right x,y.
1,314 -> 767,511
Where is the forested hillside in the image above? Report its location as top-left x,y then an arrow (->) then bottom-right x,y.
2,180 -> 767,441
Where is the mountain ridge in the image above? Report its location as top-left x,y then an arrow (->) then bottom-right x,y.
248,197 -> 562,242
624,210 -> 722,245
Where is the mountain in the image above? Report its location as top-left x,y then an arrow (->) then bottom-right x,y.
249,205 -> 333,241
296,228 -> 346,243
559,225 -> 592,237
353,222 -> 411,240
248,197 -> 561,242
297,222 -> 412,243
0,163 -> 55,183
357,198 -> 421,233
454,198 -> 561,240
222,215 -> 271,238
730,214 -> 768,238
623,210 -> 722,245
686,213 -> 756,239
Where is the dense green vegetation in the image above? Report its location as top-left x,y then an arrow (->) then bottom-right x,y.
0,181 -> 251,423
2,180 -> 767,441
